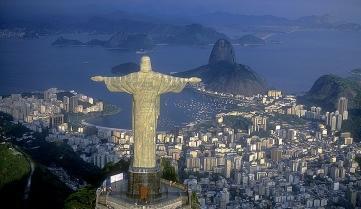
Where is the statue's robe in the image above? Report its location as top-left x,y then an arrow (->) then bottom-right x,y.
102,71 -> 188,168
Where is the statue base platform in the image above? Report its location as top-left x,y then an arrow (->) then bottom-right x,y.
127,166 -> 161,200
96,178 -> 191,209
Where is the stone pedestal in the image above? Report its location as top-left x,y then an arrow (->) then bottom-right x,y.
96,178 -> 190,209
127,166 -> 161,201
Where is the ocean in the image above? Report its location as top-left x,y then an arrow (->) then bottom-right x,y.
1,30 -> 360,130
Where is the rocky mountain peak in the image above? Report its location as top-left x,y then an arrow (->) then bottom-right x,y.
208,39 -> 236,65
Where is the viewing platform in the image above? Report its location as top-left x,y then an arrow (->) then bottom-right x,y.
96,179 -> 191,209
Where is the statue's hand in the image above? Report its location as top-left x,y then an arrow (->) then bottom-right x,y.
91,76 -> 104,82
188,77 -> 202,84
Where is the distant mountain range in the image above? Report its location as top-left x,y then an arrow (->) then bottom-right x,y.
2,11 -> 360,43
16,11 -> 360,49
53,33 -> 154,50
52,23 -> 227,49
191,13 -> 361,33
52,32 -> 265,50
81,13 -> 228,45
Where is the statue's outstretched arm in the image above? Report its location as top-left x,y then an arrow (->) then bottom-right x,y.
158,74 -> 201,94
91,75 -> 133,94
187,77 -> 202,84
91,76 -> 105,82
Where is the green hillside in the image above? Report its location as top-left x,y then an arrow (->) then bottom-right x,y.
300,74 -> 361,111
0,144 -> 30,189
0,144 -> 30,208
300,72 -> 361,141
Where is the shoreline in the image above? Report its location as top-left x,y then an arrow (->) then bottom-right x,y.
67,102 -> 121,127
81,120 -> 131,132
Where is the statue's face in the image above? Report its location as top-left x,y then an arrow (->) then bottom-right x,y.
140,56 -> 152,72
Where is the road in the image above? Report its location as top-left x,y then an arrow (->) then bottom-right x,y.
23,157 -> 35,207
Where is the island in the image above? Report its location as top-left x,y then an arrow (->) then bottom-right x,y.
52,36 -> 86,46
238,34 -> 266,46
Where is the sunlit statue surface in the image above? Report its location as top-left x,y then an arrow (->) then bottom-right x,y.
91,56 -> 201,168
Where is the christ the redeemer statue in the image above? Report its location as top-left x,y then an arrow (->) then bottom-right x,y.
91,56 -> 201,169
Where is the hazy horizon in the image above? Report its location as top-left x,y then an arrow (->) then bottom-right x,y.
1,0 -> 361,23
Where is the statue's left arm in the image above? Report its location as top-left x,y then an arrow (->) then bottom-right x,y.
157,74 -> 201,94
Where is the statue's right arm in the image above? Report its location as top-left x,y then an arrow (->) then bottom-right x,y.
91,75 -> 133,93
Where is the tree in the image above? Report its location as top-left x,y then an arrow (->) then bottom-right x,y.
64,187 -> 96,209
191,192 -> 200,209
161,158 -> 179,182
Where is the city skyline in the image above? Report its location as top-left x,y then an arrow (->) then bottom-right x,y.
0,1 -> 360,209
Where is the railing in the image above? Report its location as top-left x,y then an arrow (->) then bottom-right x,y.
96,178 -> 190,208
160,179 -> 187,191
107,192 -> 188,208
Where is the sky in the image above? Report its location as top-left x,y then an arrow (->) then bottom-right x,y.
1,0 -> 361,22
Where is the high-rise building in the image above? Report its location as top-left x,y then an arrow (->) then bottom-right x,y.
337,97 -> 348,114
291,160 -> 299,172
310,106 -> 316,112
250,116 -> 267,133
344,137 -> 353,145
224,157 -> 233,178
96,101 -> 104,111
329,112 -> 334,126
271,149 -> 283,162
325,112 -> 330,125
203,156 -> 217,171
315,107 -> 322,119
220,188 -> 230,209
337,97 -> 349,121
287,129 -> 297,141
331,115 -> 337,131
50,114 -> 64,129
186,157 -> 201,171
92,153 -> 120,169
44,88 -> 58,101
336,114 -> 343,131
267,90 -> 282,98
330,166 -> 339,180
233,156 -> 242,171
342,110 -> 348,120
235,172 -> 242,185
69,95 -> 78,113
63,96 -> 70,112
346,188 -> 358,207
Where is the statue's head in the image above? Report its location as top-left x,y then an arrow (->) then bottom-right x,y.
140,56 -> 152,72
